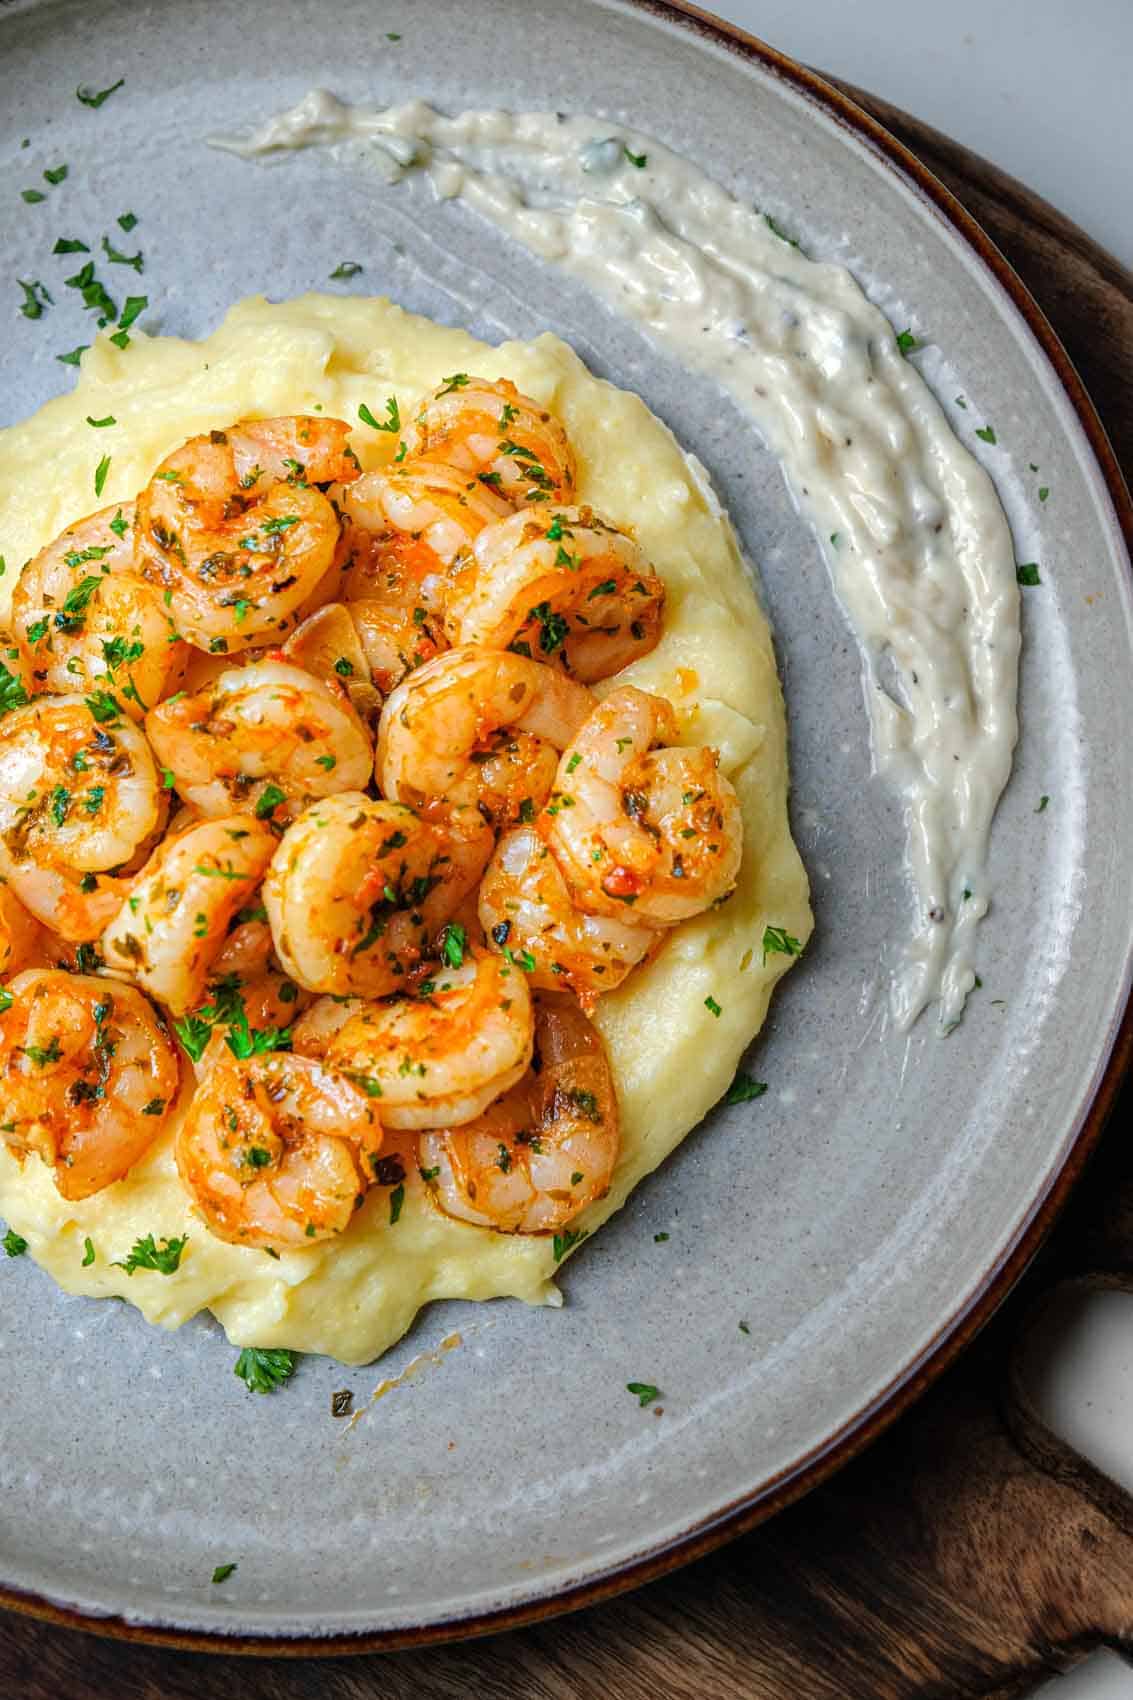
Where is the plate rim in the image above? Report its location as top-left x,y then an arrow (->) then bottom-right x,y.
2,0 -> 1132,1655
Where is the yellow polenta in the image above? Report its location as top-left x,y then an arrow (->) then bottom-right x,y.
0,294 -> 811,1365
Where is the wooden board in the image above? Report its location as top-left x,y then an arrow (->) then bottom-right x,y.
3,81 -> 1133,1700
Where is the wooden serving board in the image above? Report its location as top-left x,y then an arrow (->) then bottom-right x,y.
4,83 -> 1133,1700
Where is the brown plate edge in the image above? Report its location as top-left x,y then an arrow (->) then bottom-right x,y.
3,0 -> 1132,1657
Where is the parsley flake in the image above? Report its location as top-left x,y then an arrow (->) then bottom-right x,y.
725,1072 -> 767,1104
762,925 -> 802,962
112,1233 -> 187,1275
211,1563 -> 237,1585
626,1382 -> 660,1407
3,1228 -> 28,1258
329,261 -> 363,280
234,1345 -> 295,1394
76,78 -> 125,109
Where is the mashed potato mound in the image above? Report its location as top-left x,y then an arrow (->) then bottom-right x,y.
0,294 -> 811,1365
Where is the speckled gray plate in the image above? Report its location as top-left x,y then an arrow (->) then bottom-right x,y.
2,0 -> 1132,1650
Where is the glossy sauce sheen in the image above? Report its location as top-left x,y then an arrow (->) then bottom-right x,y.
213,92 -> 1021,1030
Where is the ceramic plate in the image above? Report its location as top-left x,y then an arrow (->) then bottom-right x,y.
2,0 -> 1131,1649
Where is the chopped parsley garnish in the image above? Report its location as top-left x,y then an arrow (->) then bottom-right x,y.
329,261 -> 363,280
1016,562 -> 1042,586
43,164 -> 68,185
86,414 -> 116,428
101,234 -> 143,272
896,328 -> 920,355
25,1038 -> 62,1067
57,345 -> 89,366
333,656 -> 354,676
21,188 -> 46,204
761,925 -> 802,962
211,1563 -> 238,1585
440,921 -> 466,969
25,616 -> 50,645
763,212 -> 799,248
0,986 -> 13,1015
517,797 -> 535,824
725,1071 -> 767,1104
3,1228 -> 28,1258
704,995 -> 722,1018
975,425 -> 997,445
552,1227 -> 587,1263
1039,486 -> 1050,502
528,600 -> 570,655
234,1345 -> 295,1394
389,1183 -> 405,1225
359,397 -> 400,433
623,146 -> 647,168
82,1236 -> 96,1267
0,662 -> 29,715
94,453 -> 111,497
437,373 -> 470,396
117,211 -> 138,232
62,574 -> 104,617
314,754 -> 336,771
50,785 -> 71,827
76,77 -> 125,108
173,1014 -> 213,1063
84,689 -> 123,723
17,279 -> 51,319
626,1382 -> 660,1407
112,1233 -> 187,1275
141,1098 -> 166,1116
53,237 -> 89,255
739,1321 -> 751,1335
254,783 -> 287,819
1036,794 -> 1050,814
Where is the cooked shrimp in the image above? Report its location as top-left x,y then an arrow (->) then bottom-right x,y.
543,686 -> 743,926
0,881 -> 41,976
101,816 -> 276,1014
264,792 -> 492,997
280,603 -> 383,722
145,657 -> 373,819
419,993 -> 618,1232
134,417 -> 359,651
445,506 -> 665,682
175,1051 -> 383,1249
478,825 -> 655,1001
12,502 -> 186,715
0,971 -> 179,1200
376,645 -> 593,826
343,461 -> 511,580
293,943 -> 533,1129
0,695 -> 163,940
402,376 -> 576,506
337,519 -> 449,695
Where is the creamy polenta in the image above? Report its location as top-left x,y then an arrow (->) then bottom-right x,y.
0,294 -> 811,1365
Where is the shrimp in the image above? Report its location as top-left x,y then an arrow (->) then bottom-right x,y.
264,792 -> 493,997
0,971 -> 179,1200
543,686 -> 743,926
292,943 -> 533,1129
145,657 -> 373,819
12,503 -> 187,715
445,506 -> 665,682
376,645 -> 594,826
280,603 -> 383,722
134,417 -> 360,651
101,816 -> 277,1015
0,881 -> 41,976
478,826 -> 655,1001
337,518 -> 449,695
175,1051 -> 383,1249
0,695 -> 163,940
419,993 -> 618,1232
343,461 -> 511,581
401,375 -> 576,506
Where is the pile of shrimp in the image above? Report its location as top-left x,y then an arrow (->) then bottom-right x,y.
0,375 -> 742,1252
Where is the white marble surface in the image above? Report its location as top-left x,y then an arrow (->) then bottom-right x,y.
704,3 -> 1133,1694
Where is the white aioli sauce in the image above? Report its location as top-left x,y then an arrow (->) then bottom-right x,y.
210,92 -> 1021,1030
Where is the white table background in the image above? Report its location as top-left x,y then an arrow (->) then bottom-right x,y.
705,3 -> 1133,1695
